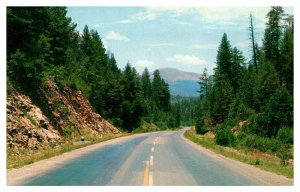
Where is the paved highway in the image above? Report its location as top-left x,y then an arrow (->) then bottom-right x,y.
9,128 -> 286,186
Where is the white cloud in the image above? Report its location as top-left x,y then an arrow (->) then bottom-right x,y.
135,60 -> 156,67
167,54 -> 207,65
147,43 -> 174,47
118,19 -> 134,24
122,7 -> 191,23
191,44 -> 218,49
131,11 -> 157,21
125,7 -> 292,29
105,31 -> 129,41
173,21 -> 192,25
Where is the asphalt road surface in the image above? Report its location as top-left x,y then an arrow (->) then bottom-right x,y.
8,128 -> 291,186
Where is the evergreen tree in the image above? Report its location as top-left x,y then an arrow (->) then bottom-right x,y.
263,6 -> 284,72
141,68 -> 152,99
210,75 -> 234,124
152,70 -> 170,112
281,15 -> 294,94
249,13 -> 258,73
120,63 -> 145,131
230,47 -> 244,93
216,33 -> 232,80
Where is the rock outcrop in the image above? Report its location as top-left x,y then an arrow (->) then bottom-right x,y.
7,77 -> 119,155
44,77 -> 119,135
7,92 -> 61,154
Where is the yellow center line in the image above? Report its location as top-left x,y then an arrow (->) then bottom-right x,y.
143,161 -> 150,186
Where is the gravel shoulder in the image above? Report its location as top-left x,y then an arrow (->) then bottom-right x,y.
181,128 -> 293,186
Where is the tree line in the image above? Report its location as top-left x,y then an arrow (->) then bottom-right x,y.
196,7 -> 293,159
7,7 -> 175,132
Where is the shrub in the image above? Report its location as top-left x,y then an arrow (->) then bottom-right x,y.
223,118 -> 238,128
277,127 -> 293,145
241,134 -> 282,153
277,145 -> 293,166
156,121 -> 168,130
215,124 -> 236,147
244,113 -> 271,137
195,118 -> 209,134
236,103 -> 255,120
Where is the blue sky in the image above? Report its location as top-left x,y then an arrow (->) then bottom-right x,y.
67,7 -> 293,75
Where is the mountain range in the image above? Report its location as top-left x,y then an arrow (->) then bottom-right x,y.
155,68 -> 202,97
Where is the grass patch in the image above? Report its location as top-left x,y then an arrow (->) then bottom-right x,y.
184,128 -> 293,178
7,132 -> 128,169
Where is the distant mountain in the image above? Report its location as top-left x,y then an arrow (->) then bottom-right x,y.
153,68 -> 202,97
168,80 -> 200,97
158,67 -> 201,82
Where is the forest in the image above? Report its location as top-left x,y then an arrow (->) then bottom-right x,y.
195,7 -> 293,164
7,7 -> 293,153
7,7 -> 181,133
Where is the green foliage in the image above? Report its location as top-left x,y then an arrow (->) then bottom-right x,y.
120,63 -> 145,132
155,121 -> 168,130
7,7 -> 293,139
7,79 -> 15,96
277,145 -> 293,166
210,76 -> 234,124
237,133 -> 281,153
263,6 -> 284,71
229,99 -> 255,120
171,96 -> 198,126
264,87 -> 293,131
280,16 -> 294,94
132,121 -> 159,133
215,124 -> 236,147
195,118 -> 209,134
245,87 -> 293,137
255,62 -> 280,110
152,70 -> 171,112
7,50 -> 42,92
277,127 -> 293,145
63,125 -> 75,137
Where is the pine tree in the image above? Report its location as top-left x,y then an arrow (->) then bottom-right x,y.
198,68 -> 209,97
120,63 -> 145,131
281,15 -> 294,94
216,33 -> 232,80
263,6 -> 284,72
249,13 -> 258,73
141,68 -> 152,99
152,70 -> 170,112
230,47 -> 244,93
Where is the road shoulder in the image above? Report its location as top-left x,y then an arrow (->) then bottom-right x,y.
181,128 -> 293,186
7,132 -> 156,185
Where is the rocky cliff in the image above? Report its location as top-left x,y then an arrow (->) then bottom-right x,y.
7,77 -> 119,155
7,92 -> 61,155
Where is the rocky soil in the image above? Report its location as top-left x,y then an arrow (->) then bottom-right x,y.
7,77 -> 119,156
7,92 -> 61,155
43,77 -> 119,136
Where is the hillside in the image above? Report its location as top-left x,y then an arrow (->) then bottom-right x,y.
156,68 -> 201,97
158,67 -> 201,82
7,77 -> 119,156
6,7 -> 174,161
